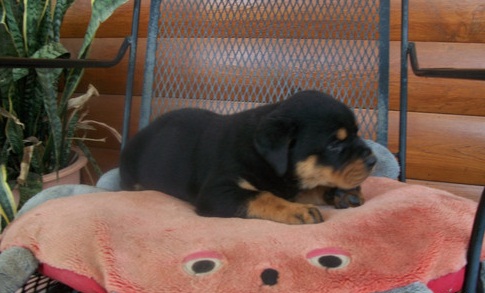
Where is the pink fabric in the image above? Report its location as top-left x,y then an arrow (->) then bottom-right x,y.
0,178 -> 482,292
39,264 -> 107,293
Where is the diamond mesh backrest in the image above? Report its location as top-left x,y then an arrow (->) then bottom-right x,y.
140,0 -> 390,143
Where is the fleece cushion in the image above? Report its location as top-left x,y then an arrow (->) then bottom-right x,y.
0,177 -> 482,293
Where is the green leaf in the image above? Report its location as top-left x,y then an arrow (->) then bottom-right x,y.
76,140 -> 102,176
31,41 -> 69,59
35,68 -> 62,171
52,0 -> 76,42
1,0 -> 26,57
36,0 -> 54,47
0,68 -> 13,89
4,97 -> 24,155
0,164 -> 17,228
12,67 -> 28,81
0,3 -> 18,57
78,0 -> 129,59
24,0 -> 50,54
6,119 -> 24,154
59,0 -> 128,116
17,171 -> 42,207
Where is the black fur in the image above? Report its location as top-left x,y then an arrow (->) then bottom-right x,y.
120,90 -> 376,223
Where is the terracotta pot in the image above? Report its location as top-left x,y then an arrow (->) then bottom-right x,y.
12,148 -> 88,206
41,148 -> 88,189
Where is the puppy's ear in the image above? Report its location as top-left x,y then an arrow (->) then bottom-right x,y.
254,116 -> 296,176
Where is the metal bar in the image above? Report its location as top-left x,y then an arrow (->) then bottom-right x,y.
377,0 -> 391,147
121,0 -> 142,148
0,38 -> 131,69
139,0 -> 163,130
409,43 -> 485,81
398,0 -> 409,182
463,187 -> 485,293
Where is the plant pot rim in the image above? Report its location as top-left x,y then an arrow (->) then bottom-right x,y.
12,148 -> 88,207
42,148 -> 88,184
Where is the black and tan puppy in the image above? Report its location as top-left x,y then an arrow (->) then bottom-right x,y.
119,90 -> 376,224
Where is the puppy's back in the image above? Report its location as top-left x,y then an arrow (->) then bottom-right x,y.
119,108 -> 216,200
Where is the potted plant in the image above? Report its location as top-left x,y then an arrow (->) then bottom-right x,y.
0,0 -> 127,229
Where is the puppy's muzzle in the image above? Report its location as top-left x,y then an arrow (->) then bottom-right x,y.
364,153 -> 377,171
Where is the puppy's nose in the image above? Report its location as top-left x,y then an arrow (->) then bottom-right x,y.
261,268 -> 279,286
364,154 -> 377,169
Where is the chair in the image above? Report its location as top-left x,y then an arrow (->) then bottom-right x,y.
129,0 -> 393,152
14,0 -> 401,291
14,0 -> 485,291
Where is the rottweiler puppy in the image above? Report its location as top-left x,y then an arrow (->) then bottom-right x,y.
119,90 -> 376,224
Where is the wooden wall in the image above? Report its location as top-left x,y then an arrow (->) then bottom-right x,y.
61,0 -> 485,199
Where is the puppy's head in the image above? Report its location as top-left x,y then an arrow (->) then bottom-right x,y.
254,90 -> 376,190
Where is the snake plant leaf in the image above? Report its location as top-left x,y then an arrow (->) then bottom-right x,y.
0,68 -> 13,91
0,107 -> 24,129
31,41 -> 70,60
60,0 -> 128,114
4,94 -> 24,155
0,3 -> 18,57
1,0 -> 26,57
78,0 -> 129,59
23,0 -> 50,55
52,0 -> 77,42
35,67 -> 63,171
12,42 -> 69,84
5,114 -> 24,155
0,164 -> 17,227
31,42 -> 70,171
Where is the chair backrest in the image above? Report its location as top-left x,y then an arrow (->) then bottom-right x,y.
139,0 -> 390,145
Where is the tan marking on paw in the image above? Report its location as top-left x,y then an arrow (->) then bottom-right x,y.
246,192 -> 323,224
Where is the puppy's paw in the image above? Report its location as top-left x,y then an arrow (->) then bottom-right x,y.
285,204 -> 323,224
246,192 -> 324,224
333,187 -> 364,209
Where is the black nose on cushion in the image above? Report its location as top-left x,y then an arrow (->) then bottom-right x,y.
359,145 -> 377,170
364,154 -> 377,170
261,268 -> 279,286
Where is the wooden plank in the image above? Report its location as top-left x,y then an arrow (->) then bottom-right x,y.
390,0 -> 485,43
66,38 -> 485,116
389,42 -> 485,116
61,0 -> 485,43
388,111 -> 485,186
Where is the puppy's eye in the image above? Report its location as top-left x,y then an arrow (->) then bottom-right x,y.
326,141 -> 343,153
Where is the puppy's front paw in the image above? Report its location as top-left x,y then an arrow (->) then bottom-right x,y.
246,192 -> 324,224
285,204 -> 323,224
333,187 -> 364,209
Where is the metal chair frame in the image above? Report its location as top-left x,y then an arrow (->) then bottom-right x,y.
1,0 -> 483,291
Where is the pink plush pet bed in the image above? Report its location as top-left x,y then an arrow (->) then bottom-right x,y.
0,177 -> 483,293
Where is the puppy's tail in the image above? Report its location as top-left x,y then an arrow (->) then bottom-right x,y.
119,171 -> 131,191
118,152 -> 140,191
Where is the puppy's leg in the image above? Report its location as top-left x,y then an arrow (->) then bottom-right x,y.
196,182 -> 323,225
245,192 -> 323,224
294,186 -> 332,205
295,186 -> 364,209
